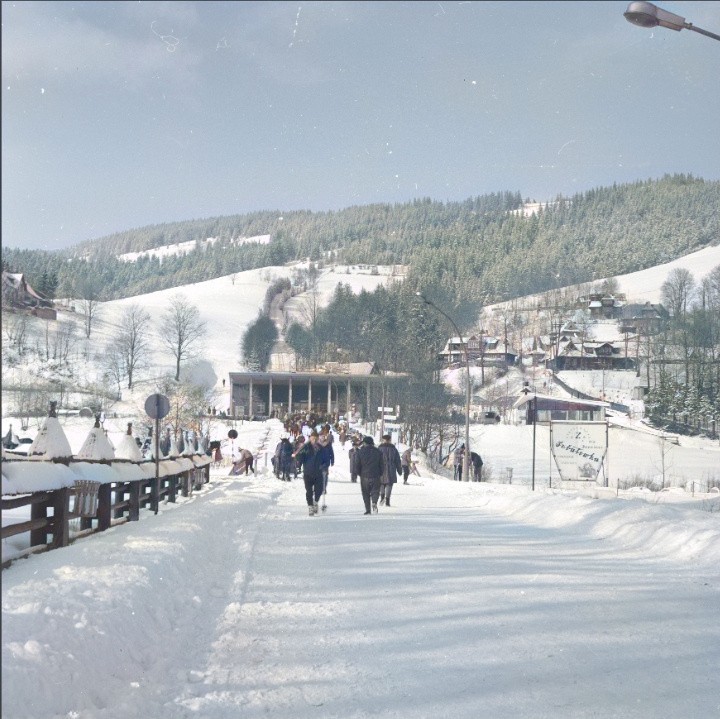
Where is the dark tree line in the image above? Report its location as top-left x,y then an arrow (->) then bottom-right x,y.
4,175 -> 719,320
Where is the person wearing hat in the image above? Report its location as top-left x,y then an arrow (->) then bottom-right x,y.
293,431 -> 324,515
352,435 -> 385,514
378,433 -> 402,507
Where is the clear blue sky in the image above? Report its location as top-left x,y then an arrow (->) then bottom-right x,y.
3,1 -> 719,251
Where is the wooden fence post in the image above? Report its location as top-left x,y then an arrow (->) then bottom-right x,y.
129,481 -> 141,521
52,487 -> 70,549
30,495 -> 51,548
97,483 -> 112,531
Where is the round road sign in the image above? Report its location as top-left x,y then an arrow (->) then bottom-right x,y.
145,393 -> 171,420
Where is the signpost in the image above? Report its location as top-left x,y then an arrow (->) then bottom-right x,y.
550,421 -> 609,485
145,393 -> 170,514
228,429 -> 238,462
378,406 -> 400,441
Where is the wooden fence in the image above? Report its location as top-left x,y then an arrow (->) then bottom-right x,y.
1,460 -> 210,569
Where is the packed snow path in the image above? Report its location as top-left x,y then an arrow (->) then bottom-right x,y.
3,430 -> 719,718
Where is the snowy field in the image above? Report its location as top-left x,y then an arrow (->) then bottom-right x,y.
2,419 -> 719,719
486,244 -> 720,312
1,262 -> 397,414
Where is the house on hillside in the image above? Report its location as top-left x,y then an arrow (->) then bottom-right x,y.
584,293 -> 624,320
438,334 -> 517,367
548,339 -> 635,371
619,303 -> 668,335
520,335 -> 552,366
1,272 -> 56,319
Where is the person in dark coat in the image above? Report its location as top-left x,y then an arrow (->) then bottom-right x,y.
378,434 -> 402,506
352,435 -> 385,514
272,440 -> 283,478
277,437 -> 294,481
348,437 -> 361,483
293,431 -> 324,515
470,451 -> 483,482
293,435 -> 305,477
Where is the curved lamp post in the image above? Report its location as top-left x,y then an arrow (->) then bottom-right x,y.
624,2 -> 720,41
416,292 -> 471,482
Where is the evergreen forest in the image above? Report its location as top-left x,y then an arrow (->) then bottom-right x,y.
4,175 -> 719,330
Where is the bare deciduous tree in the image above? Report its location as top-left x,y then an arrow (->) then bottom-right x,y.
76,276 -> 103,338
3,313 -> 29,355
159,294 -> 204,382
661,268 -> 695,320
113,304 -> 152,389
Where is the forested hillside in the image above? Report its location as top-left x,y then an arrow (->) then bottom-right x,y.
3,175 -> 718,326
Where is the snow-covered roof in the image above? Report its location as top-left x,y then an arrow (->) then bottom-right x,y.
76,427 -> 116,461
28,417 -> 73,460
513,392 -> 610,409
114,434 -> 143,462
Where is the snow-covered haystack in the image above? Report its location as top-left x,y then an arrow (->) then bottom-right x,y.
27,403 -> 73,462
168,435 -> 180,458
112,423 -> 143,462
182,431 -> 195,457
2,423 -> 21,449
76,416 -> 116,461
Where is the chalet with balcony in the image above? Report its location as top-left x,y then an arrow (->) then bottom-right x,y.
438,335 -> 517,367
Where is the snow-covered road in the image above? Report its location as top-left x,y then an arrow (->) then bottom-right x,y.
3,423 -> 719,719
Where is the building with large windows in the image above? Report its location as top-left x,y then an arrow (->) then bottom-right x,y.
229,362 -> 403,419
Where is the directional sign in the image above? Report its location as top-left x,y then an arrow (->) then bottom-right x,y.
378,407 -> 394,413
145,393 -> 171,420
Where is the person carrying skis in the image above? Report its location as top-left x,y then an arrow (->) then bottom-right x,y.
378,433 -> 402,506
293,431 -> 324,515
352,435 -> 385,515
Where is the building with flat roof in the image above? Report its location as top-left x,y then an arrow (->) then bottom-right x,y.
229,362 -> 404,419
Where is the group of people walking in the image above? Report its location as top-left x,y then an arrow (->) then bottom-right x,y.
271,426 -> 484,516
350,434 -> 403,514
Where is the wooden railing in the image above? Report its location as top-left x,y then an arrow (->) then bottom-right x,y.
1,462 -> 210,569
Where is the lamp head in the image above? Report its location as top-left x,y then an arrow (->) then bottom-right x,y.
624,1 -> 687,31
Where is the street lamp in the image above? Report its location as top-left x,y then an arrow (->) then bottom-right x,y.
416,291 -> 471,482
624,2 -> 720,41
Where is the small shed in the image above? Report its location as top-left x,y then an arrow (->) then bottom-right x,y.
513,393 -> 608,424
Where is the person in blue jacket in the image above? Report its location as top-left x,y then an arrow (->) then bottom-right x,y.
317,431 -> 335,499
293,431 -> 324,515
